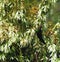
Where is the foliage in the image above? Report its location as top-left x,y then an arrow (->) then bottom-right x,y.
0,0 -> 60,62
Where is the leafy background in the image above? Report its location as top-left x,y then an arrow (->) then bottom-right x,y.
0,0 -> 60,62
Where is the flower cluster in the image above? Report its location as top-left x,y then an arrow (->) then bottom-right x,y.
0,21 -> 18,52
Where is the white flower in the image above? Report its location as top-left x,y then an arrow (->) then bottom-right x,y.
48,44 -> 56,52
15,11 -> 21,20
1,55 -> 5,61
20,39 -> 28,47
48,44 -> 57,62
56,22 -> 60,26
37,9 -> 42,19
54,31 -> 58,35
4,44 -> 8,53
31,29 -> 35,36
20,10 -> 24,17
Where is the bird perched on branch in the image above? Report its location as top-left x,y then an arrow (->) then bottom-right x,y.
36,26 -> 45,44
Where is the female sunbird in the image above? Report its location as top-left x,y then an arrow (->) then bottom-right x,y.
36,26 -> 45,44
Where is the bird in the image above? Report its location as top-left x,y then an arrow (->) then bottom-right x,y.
36,26 -> 45,44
